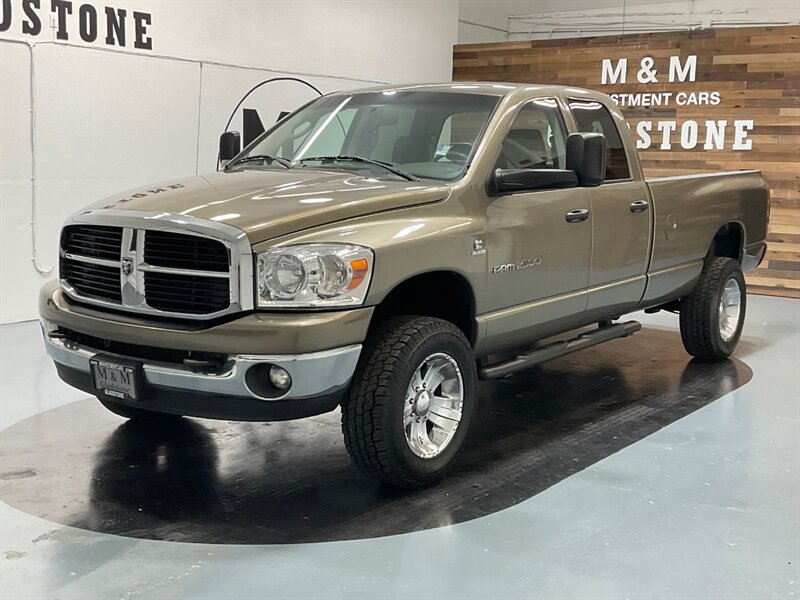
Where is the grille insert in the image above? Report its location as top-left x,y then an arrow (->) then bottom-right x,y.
60,256 -> 122,303
144,231 -> 229,272
61,225 -> 122,261
145,272 -> 230,314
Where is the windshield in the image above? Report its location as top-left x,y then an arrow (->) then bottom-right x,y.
232,91 -> 501,180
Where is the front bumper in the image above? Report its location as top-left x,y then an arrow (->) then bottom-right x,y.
43,325 -> 361,421
40,282 -> 370,421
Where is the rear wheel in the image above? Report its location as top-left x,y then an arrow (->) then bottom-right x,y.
679,257 -> 746,362
341,316 -> 477,488
98,398 -> 182,422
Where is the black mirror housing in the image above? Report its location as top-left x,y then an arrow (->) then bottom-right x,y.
493,168 -> 579,194
219,131 -> 241,165
566,132 -> 606,187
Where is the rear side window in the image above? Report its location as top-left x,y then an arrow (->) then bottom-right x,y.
568,99 -> 631,181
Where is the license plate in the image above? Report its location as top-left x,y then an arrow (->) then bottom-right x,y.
90,356 -> 141,402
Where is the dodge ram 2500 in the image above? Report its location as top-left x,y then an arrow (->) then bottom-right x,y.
40,83 -> 769,487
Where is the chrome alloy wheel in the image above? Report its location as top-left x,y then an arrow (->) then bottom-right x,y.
404,352 -> 464,459
719,277 -> 742,342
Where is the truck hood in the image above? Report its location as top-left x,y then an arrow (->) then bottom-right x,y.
87,169 -> 450,243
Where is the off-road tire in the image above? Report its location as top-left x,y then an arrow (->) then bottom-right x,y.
679,257 -> 746,362
98,398 -> 183,422
341,316 -> 477,489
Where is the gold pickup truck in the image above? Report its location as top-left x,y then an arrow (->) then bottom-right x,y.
40,83 -> 769,487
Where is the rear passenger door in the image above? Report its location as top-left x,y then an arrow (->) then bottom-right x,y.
567,98 -> 652,316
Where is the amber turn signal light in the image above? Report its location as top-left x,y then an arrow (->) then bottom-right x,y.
348,258 -> 369,290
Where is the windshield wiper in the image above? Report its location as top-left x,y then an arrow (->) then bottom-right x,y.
226,154 -> 293,170
296,155 -> 419,182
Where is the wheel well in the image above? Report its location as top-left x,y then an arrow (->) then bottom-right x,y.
709,222 -> 744,263
371,272 -> 476,345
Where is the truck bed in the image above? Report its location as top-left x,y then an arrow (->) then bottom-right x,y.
641,170 -> 769,306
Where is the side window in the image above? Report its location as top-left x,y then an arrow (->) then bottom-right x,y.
496,98 -> 568,171
567,99 -> 631,181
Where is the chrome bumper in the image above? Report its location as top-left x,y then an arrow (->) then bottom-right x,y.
42,323 -> 361,401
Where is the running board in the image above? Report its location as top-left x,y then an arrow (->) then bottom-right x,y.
478,320 -> 642,380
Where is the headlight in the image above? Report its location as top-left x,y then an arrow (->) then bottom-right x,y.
256,243 -> 373,308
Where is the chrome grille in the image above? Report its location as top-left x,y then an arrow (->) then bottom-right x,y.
58,211 -> 253,320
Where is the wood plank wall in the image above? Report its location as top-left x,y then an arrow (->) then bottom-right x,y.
453,26 -> 800,298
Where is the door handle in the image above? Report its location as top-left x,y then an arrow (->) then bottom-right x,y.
630,200 -> 649,213
565,208 -> 590,223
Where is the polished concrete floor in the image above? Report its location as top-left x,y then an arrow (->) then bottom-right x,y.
1,295 -> 798,599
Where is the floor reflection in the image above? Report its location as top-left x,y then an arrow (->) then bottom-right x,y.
0,328 -> 751,544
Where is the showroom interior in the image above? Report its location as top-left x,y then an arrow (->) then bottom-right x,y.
0,0 -> 799,598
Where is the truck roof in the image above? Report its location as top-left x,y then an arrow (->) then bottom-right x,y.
330,82 -> 609,102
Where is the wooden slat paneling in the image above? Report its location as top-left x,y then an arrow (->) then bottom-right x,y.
454,25 -> 800,298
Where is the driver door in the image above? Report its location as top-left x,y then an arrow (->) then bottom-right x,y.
480,98 -> 593,352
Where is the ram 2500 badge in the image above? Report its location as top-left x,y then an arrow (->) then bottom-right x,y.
40,83 -> 769,487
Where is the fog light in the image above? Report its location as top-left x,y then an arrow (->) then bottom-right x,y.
269,365 -> 292,390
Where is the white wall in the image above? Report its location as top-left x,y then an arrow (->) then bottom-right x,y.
0,0 -> 459,323
458,0 -> 543,43
458,0 -> 800,43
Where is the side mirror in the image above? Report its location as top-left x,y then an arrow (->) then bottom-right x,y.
566,132 -> 606,187
218,131 -> 241,168
492,168 -> 579,194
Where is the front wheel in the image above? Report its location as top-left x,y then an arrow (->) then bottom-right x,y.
679,257 -> 747,362
341,316 -> 477,488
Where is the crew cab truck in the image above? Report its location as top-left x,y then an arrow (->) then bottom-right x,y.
40,83 -> 769,488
